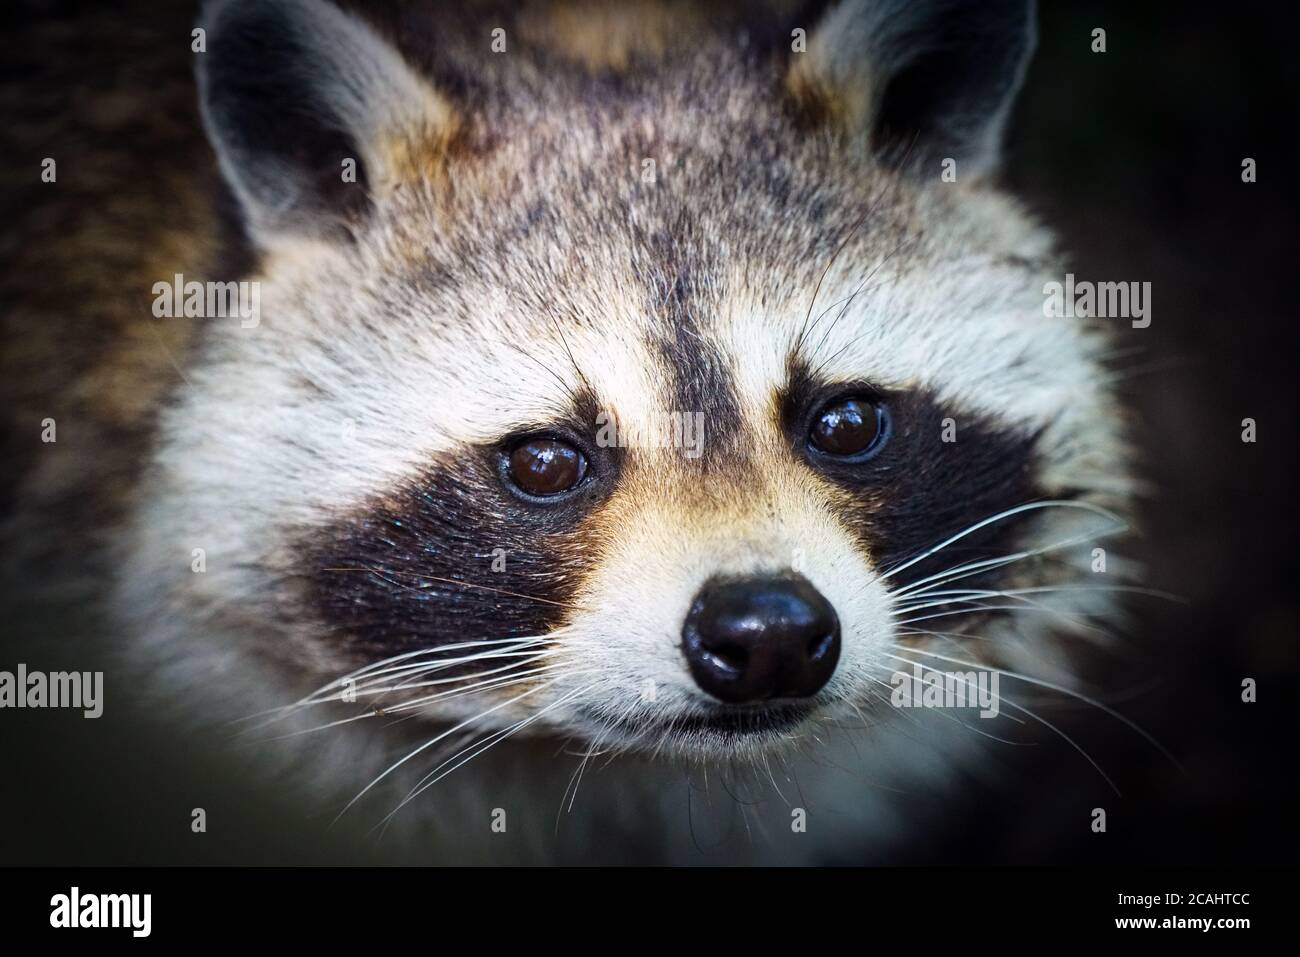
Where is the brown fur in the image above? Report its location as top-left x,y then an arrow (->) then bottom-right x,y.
0,1 -> 245,594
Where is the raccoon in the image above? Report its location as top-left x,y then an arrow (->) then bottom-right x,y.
5,0 -> 1132,864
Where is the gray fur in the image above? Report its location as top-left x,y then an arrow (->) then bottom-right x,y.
112,0 -> 1129,863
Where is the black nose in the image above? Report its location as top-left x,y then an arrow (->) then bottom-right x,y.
681,573 -> 841,704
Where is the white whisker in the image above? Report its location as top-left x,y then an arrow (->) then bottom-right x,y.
242,636 -> 552,723
881,650 -> 1120,795
882,499 -> 1124,589
380,681 -> 597,828
891,525 -> 1121,602
889,644 -> 1183,772
261,663 -> 573,740
895,603 -> 1107,636
333,678 -> 564,824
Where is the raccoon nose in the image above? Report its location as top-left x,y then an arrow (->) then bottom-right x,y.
682,573 -> 841,704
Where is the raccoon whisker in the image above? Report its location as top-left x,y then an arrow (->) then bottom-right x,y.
140,318 -> 194,387
887,645 -> 1183,774
354,647 -> 562,693
255,642 -> 558,726
548,315 -> 593,396
899,639 -> 1175,759
559,734 -> 606,811
861,665 -> 1029,742
258,654 -> 561,728
381,682 -> 598,829
288,654 -> 562,717
558,697 -> 636,822
899,626 -> 1100,673
804,238 -> 909,374
242,637 -> 553,725
348,635 -> 548,667
1094,342 -> 1149,363
368,659 -> 573,708
795,140 -> 921,358
318,635 -> 556,684
895,593 -> 1059,616
343,644 -> 550,680
808,234 -> 922,377
320,566 -> 576,608
842,694 -> 877,733
335,678 -> 568,823
265,664 -> 575,740
895,604 -> 1108,636
503,338 -> 584,408
882,499 -> 1126,588
887,549 -> 1081,603
759,751 -> 790,807
856,679 -> 1021,785
806,284 -> 874,379
308,636 -> 551,694
794,182 -> 890,356
333,654 -> 561,709
895,584 -> 1184,609
863,665 -> 1024,738
1096,351 -> 1196,387
891,583 -> 1183,627
881,520 -> 1126,613
903,630 -> 1174,716
361,660 -> 574,712
880,651 -> 1121,795
800,273 -> 874,355
892,590 -> 1113,635
562,692 -> 644,816
648,713 -> 681,763
872,654 -> 1022,729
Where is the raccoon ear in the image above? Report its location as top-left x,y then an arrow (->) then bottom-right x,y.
197,0 -> 455,245
788,0 -> 1035,178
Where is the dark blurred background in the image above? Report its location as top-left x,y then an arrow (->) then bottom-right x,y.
909,0 -> 1300,865
1,0 -> 1297,865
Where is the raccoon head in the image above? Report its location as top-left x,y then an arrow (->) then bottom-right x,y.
128,0 -> 1128,763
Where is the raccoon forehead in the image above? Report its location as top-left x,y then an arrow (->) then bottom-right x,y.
245,73 -> 1075,455
245,257 -> 685,449
740,251 -> 1090,431
256,198 -> 1076,461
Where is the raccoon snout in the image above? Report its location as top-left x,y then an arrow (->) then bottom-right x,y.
681,573 -> 841,704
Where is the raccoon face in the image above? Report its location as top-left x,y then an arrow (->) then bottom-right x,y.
129,0 -> 1127,762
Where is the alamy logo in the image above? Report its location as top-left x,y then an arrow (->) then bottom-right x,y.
0,664 -> 103,718
152,273 -> 260,328
1043,273 -> 1151,328
50,887 -> 151,937
889,663 -> 1000,718
595,410 -> 705,459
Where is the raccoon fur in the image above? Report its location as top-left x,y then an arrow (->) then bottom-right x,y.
1,0 -> 1132,864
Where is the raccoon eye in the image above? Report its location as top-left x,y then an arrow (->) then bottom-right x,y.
506,438 -> 588,497
809,396 -> 887,459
